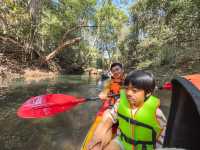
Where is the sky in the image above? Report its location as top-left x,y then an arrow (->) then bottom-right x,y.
52,0 -> 136,15
112,0 -> 135,15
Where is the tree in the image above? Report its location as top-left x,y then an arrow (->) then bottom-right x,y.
124,0 -> 200,68
92,0 -> 128,67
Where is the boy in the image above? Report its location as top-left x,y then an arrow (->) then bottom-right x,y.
99,62 -> 124,108
89,70 -> 166,150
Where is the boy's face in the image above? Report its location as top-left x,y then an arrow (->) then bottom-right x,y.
110,65 -> 123,79
125,84 -> 145,108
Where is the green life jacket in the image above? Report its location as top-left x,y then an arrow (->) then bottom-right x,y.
118,89 -> 161,150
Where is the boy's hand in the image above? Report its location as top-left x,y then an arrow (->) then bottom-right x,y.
87,137 -> 101,150
98,92 -> 108,100
88,130 -> 112,150
99,128 -> 113,150
87,125 -> 108,150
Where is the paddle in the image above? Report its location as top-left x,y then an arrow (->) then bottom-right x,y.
17,82 -> 172,119
159,82 -> 172,90
17,94 -> 116,119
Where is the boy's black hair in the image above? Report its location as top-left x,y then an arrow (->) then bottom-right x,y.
110,63 -> 123,70
124,70 -> 155,94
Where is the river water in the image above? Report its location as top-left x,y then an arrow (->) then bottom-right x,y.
0,75 -> 171,150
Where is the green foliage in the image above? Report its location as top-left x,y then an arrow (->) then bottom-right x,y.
5,0 -> 199,72
0,0 -> 131,71
0,0 -> 98,69
96,58 -> 103,69
120,0 -> 200,69
93,1 -> 128,67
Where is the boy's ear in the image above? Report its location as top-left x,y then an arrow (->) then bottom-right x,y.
146,92 -> 152,97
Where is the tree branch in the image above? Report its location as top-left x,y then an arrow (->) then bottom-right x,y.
60,24 -> 104,43
0,35 -> 24,48
0,14 -> 8,27
45,37 -> 81,62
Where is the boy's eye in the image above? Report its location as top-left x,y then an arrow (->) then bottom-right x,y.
131,88 -> 141,93
125,87 -> 140,93
132,89 -> 138,93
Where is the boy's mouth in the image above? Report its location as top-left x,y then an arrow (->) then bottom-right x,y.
113,74 -> 120,78
127,96 -> 136,103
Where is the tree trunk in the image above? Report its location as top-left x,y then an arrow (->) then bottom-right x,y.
45,37 -> 81,62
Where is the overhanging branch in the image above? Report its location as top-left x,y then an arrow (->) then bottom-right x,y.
45,37 -> 81,62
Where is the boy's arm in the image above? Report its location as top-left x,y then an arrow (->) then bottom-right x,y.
156,108 -> 167,147
88,117 -> 113,149
102,98 -> 119,123
95,100 -> 119,136
94,117 -> 114,139
88,101 -> 119,149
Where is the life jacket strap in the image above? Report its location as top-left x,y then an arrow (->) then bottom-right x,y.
118,112 -> 156,148
118,113 -> 155,131
120,130 -> 155,149
120,130 -> 154,145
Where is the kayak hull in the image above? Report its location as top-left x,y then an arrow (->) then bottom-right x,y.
81,101 -> 113,150
81,115 -> 103,150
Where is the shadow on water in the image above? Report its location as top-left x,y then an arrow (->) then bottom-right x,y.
0,75 -> 172,150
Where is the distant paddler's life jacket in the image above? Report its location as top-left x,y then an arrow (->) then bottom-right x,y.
118,89 -> 161,150
108,76 -> 123,106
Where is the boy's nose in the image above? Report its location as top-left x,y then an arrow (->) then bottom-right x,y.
113,70 -> 119,74
126,89 -> 133,96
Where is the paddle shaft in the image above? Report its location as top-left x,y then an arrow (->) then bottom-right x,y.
32,86 -> 168,110
18,84 -> 170,119
86,85 -> 170,101
31,94 -> 119,110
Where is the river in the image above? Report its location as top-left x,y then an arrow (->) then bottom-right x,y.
0,75 -> 171,150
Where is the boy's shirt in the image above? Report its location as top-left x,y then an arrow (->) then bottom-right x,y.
104,99 -> 167,148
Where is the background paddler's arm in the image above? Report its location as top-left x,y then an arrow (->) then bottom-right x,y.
98,80 -> 111,101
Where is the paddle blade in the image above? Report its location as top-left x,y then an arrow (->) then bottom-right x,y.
17,94 -> 86,119
162,82 -> 172,90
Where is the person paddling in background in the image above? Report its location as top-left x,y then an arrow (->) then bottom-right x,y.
89,70 -> 167,150
98,63 -> 125,110
81,63 -> 125,150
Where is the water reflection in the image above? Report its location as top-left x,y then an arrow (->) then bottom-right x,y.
0,75 -> 171,150
0,75 -> 101,150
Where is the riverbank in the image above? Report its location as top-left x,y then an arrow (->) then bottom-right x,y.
0,68 -> 58,87
0,54 -> 58,87
1,52 -> 200,88
150,57 -> 200,85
